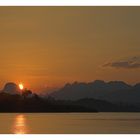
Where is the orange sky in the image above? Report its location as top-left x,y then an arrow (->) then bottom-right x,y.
0,7 -> 140,93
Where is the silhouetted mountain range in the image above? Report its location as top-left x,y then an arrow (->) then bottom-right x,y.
3,82 -> 21,95
0,80 -> 140,112
50,80 -> 140,104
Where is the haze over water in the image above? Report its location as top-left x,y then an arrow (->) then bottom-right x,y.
0,113 -> 140,134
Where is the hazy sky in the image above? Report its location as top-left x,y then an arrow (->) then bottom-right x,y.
0,7 -> 140,92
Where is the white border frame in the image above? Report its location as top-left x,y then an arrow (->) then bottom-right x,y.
0,1 -> 140,139
0,134 -> 140,140
0,0 -> 140,6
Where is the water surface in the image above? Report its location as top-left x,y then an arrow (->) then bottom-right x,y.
0,113 -> 140,134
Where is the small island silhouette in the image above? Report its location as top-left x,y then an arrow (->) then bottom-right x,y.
0,80 -> 140,113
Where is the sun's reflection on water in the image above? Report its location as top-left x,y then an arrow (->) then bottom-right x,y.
12,114 -> 29,134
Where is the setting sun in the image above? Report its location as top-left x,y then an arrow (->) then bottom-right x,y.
19,83 -> 24,90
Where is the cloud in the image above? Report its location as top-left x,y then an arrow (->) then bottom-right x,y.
103,56 -> 140,69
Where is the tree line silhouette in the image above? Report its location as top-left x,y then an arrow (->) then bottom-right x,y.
0,88 -> 140,112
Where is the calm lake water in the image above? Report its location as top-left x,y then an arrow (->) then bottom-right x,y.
0,113 -> 140,134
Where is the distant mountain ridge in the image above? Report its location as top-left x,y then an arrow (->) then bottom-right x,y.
2,82 -> 21,95
50,80 -> 140,103
0,80 -> 140,112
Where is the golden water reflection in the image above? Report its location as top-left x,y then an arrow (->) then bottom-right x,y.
12,114 -> 29,134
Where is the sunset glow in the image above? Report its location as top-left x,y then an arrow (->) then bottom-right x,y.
19,84 -> 24,90
0,7 -> 139,92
